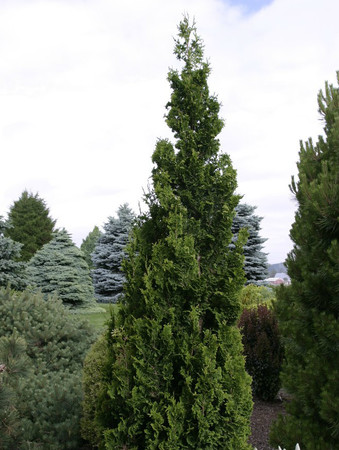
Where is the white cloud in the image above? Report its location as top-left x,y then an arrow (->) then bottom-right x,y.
0,0 -> 338,264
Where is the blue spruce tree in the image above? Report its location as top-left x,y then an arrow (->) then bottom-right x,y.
232,203 -> 268,284
0,217 -> 27,291
27,228 -> 96,309
92,204 -> 135,303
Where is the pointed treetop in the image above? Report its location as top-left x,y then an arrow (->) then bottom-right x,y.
174,15 -> 205,69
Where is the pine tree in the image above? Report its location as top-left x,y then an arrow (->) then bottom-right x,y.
86,17 -> 252,449
0,217 -> 27,290
231,203 -> 268,284
27,228 -> 96,309
80,225 -> 102,269
0,332 -> 31,449
270,73 -> 339,449
0,287 -> 95,449
92,204 -> 135,303
5,190 -> 56,261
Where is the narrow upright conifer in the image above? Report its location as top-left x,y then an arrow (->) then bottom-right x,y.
89,17 -> 252,449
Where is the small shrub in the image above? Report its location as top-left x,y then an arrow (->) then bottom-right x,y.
239,305 -> 283,401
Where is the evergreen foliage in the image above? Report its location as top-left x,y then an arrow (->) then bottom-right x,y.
0,217 -> 27,290
81,225 -> 102,269
5,190 -> 56,261
231,203 -> 268,284
0,287 -> 95,449
92,204 -> 135,303
270,73 -> 339,448
239,305 -> 283,401
27,228 -> 96,309
84,17 -> 253,449
0,332 -> 31,449
81,334 -> 109,448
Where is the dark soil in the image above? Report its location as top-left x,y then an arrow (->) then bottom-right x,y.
249,392 -> 289,450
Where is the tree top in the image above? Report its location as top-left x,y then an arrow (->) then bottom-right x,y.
173,15 -> 205,70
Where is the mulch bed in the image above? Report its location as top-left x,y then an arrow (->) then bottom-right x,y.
249,392 -> 289,450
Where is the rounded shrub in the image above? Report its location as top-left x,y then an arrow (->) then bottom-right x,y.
0,287 -> 95,449
239,284 -> 276,310
239,305 -> 283,401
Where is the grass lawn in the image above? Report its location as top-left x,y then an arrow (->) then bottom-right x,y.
79,303 -> 117,330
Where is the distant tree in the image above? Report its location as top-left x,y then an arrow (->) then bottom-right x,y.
27,228 -> 96,309
232,203 -> 268,284
80,226 -> 102,269
5,190 -> 56,261
270,73 -> 339,448
0,287 -> 95,449
92,204 -> 135,303
83,17 -> 252,449
0,217 -> 27,290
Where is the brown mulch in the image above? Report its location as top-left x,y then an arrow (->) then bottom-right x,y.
249,391 -> 289,450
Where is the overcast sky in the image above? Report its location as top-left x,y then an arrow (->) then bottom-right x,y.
1,0 -> 338,264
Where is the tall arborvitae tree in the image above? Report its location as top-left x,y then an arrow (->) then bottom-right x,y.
5,190 -> 56,261
27,228 -> 97,309
80,225 -> 102,269
91,204 -> 135,303
231,203 -> 268,284
0,217 -> 27,290
270,73 -> 339,449
87,17 -> 252,449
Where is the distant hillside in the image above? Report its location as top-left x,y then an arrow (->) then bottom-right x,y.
268,262 -> 287,277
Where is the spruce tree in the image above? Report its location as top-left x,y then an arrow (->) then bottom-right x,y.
270,73 -> 339,448
80,225 -> 102,269
88,17 -> 252,449
27,228 -> 97,309
0,217 -> 27,290
92,204 -> 135,303
231,203 -> 268,284
5,190 -> 56,261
